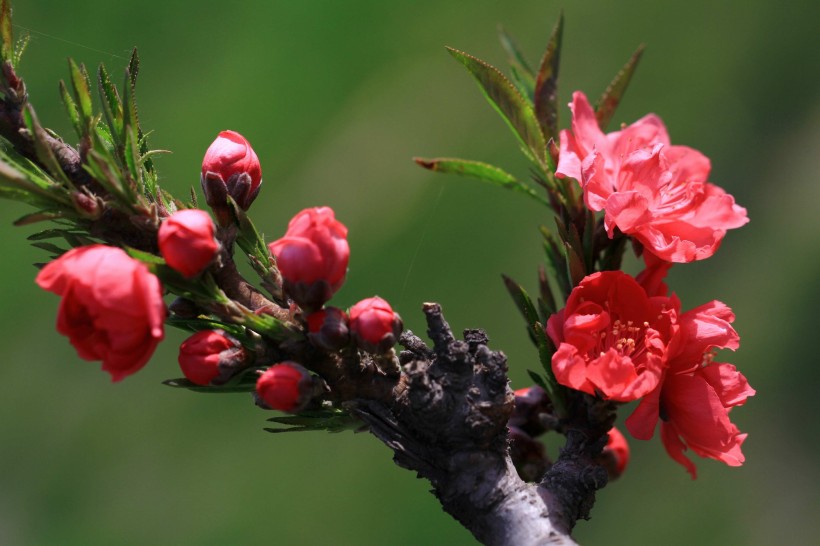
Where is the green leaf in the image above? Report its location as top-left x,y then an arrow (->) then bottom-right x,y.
527,369 -> 548,391
498,25 -> 535,99
502,274 -> 540,328
97,64 -> 123,140
162,377 -> 256,394
533,12 -> 564,141
265,408 -> 362,434
0,0 -> 12,63
595,44 -> 645,130
30,241 -> 67,255
534,320 -> 566,417
22,105 -> 76,190
537,264 -> 556,319
59,81 -> 83,138
447,47 -> 547,167
15,210 -> 69,226
12,32 -> 29,67
123,245 -> 165,265
67,59 -> 93,125
414,156 -> 549,206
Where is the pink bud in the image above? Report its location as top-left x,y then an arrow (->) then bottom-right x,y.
598,427 -> 630,480
348,296 -> 403,354
158,209 -> 219,278
269,207 -> 349,311
509,385 -> 552,437
178,330 -> 247,386
256,362 -> 315,413
200,130 -> 262,211
306,306 -> 350,351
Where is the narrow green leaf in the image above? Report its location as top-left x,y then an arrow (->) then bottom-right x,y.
12,32 -> 29,67
123,245 -> 164,265
0,0 -> 12,62
595,44 -> 645,130
537,264 -> 556,318
447,47 -> 547,166
15,210 -> 68,226
59,81 -> 83,138
502,274 -> 540,328
527,369 -> 548,391
67,59 -> 93,124
414,156 -> 549,206
265,409 -> 361,434
541,225 -> 570,297
498,25 -> 535,99
533,12 -> 564,141
162,378 -> 256,394
534,320 -> 566,417
97,64 -> 123,140
563,241 -> 586,287
30,241 -> 67,254
127,48 -> 140,88
21,105 -> 76,190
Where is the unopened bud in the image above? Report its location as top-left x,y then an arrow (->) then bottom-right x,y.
71,191 -> 101,219
348,296 -> 403,354
255,362 -> 316,413
597,427 -> 630,480
306,307 -> 350,352
509,386 -> 552,438
158,209 -> 220,278
200,130 -> 262,218
178,330 -> 247,386
509,425 -> 551,482
269,207 -> 349,311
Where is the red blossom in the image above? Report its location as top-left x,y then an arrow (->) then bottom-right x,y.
200,130 -> 262,212
178,330 -> 246,386
556,91 -> 748,262
158,209 -> 219,278
625,300 -> 754,478
35,245 -> 166,381
348,296 -> 403,354
269,207 -> 350,311
256,362 -> 315,413
546,271 -> 678,402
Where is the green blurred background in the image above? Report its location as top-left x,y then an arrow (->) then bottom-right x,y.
1,1 -> 817,544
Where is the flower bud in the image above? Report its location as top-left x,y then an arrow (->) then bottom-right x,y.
158,209 -> 219,278
597,427 -> 630,480
200,130 -> 262,215
509,425 -> 551,482
348,296 -> 403,354
268,207 -> 349,311
255,362 -> 315,413
306,306 -> 350,352
178,330 -> 247,386
509,386 -> 552,438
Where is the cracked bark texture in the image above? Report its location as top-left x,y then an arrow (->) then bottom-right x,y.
355,303 -> 602,546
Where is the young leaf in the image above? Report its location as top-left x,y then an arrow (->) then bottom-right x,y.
414,156 -> 549,206
97,64 -> 123,140
533,320 -> 566,417
533,12 -> 564,141
497,25 -> 535,99
21,105 -> 76,190
0,0 -> 11,63
447,47 -> 547,167
502,274 -> 540,328
595,44 -> 645,130
527,369 -> 548,391
67,59 -> 93,125
59,81 -> 83,138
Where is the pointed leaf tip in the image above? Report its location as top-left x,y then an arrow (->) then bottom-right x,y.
534,12 -> 564,142
596,44 -> 646,130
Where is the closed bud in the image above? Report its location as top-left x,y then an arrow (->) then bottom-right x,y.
200,130 -> 262,217
348,296 -> 403,354
509,386 -> 552,438
597,427 -> 630,480
255,362 -> 315,413
509,425 -> 551,482
269,207 -> 349,311
70,191 -> 101,219
178,330 -> 247,386
306,307 -> 350,351
158,209 -> 219,278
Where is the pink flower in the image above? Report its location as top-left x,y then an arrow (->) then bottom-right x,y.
35,245 -> 166,381
348,296 -> 403,354
546,271 -> 678,402
556,91 -> 748,262
625,300 -> 755,478
178,330 -> 246,386
269,207 -> 350,311
158,209 -> 219,278
256,362 -> 315,413
200,130 -> 262,212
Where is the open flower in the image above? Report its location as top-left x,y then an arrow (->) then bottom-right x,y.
35,245 -> 166,381
556,91 -> 748,262
625,300 -> 755,478
546,271 -> 677,402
